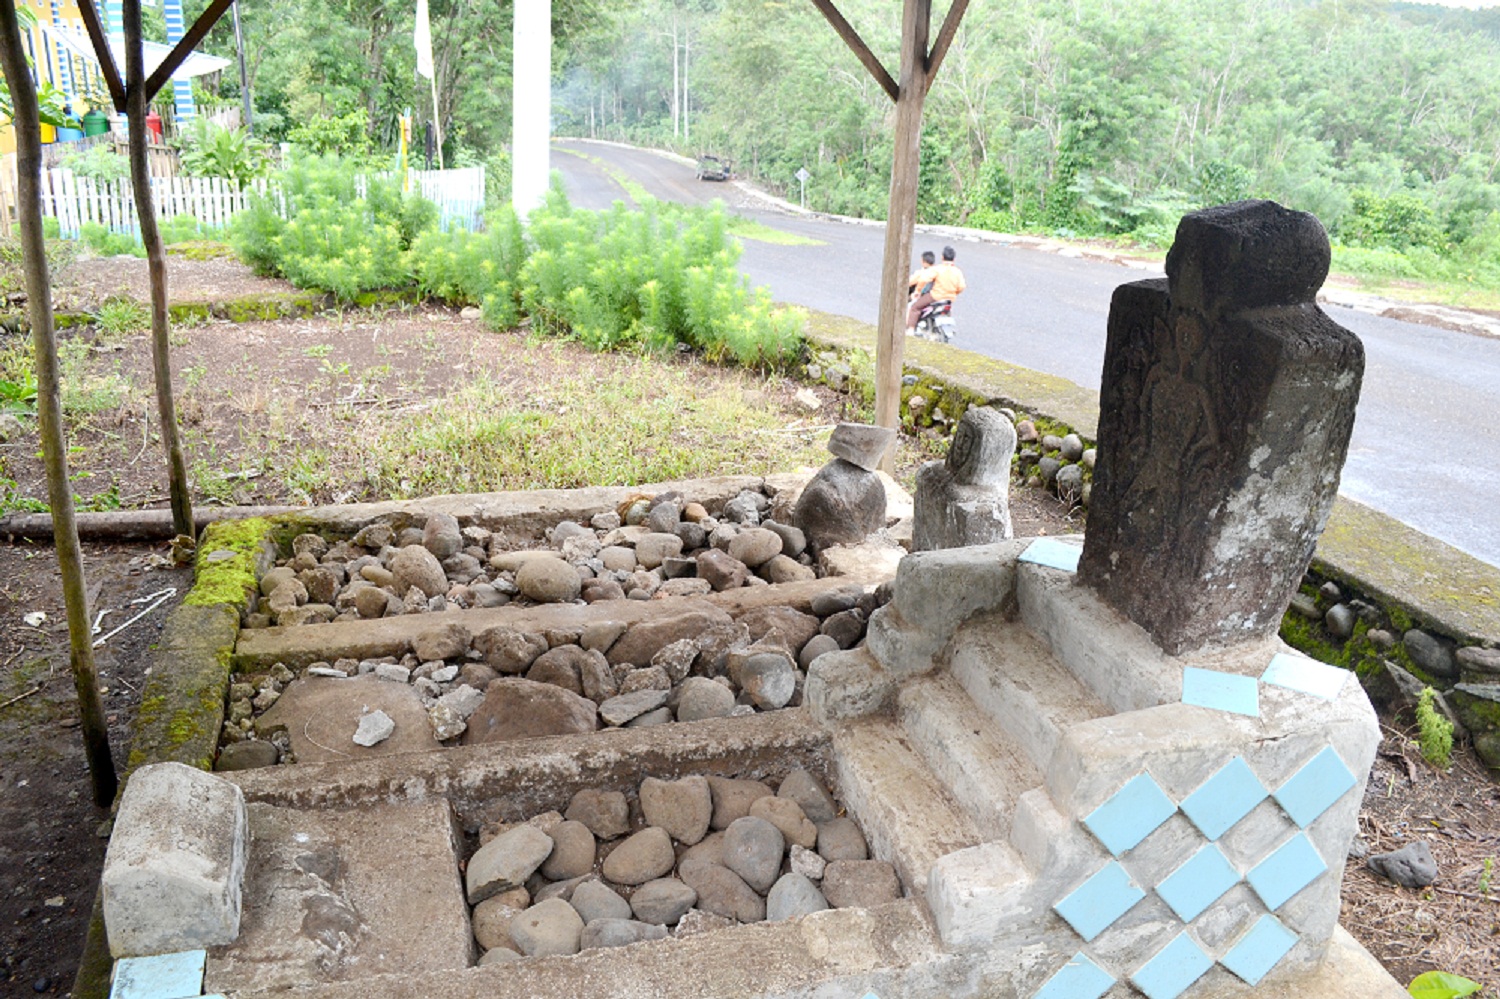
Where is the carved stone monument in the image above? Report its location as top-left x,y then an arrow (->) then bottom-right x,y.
1079,200 -> 1364,655
912,406 -> 1016,551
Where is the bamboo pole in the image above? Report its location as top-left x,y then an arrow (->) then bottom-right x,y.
0,0 -> 118,808
124,0 -> 194,539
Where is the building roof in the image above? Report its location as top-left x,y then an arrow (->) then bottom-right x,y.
42,24 -> 231,80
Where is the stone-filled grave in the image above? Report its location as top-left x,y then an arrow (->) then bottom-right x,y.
221,484 -> 890,766
465,768 -> 893,965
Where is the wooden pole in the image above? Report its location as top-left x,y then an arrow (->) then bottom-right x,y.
0,0 -> 118,808
871,0 -> 931,468
124,0 -> 194,539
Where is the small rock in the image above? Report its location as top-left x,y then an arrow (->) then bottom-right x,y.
510,898 -> 584,956
1459,646 -> 1500,676
566,789 -> 631,840
580,917 -> 668,950
570,880 -> 631,924
767,872 -> 829,921
798,635 -> 840,670
472,888 -> 530,950
468,824 -> 555,903
630,878 -> 697,925
696,549 -> 749,591
822,860 -> 901,908
541,820 -> 598,881
599,688 -> 671,726
475,626 -> 550,674
374,662 -> 411,684
760,555 -> 815,583
391,545 -> 448,599
652,640 -> 699,684
640,776 -> 713,846
729,649 -> 797,710
413,622 -> 471,661
820,609 -> 866,650
816,817 -> 868,861
676,677 -> 736,722
1324,603 -> 1356,640
214,740 -> 279,771
827,423 -> 896,472
1405,630 -> 1458,680
620,666 -> 672,695
1059,433 -> 1084,461
427,703 -> 467,741
1289,592 -> 1321,619
462,678 -> 599,744
591,511 -> 622,531
635,533 -> 685,570
352,710 -> 395,747
581,620 -> 628,655
727,528 -> 784,569
722,816 -> 785,893
1367,840 -> 1438,889
517,558 -> 583,603
708,777 -> 774,830
422,512 -> 463,559
750,796 -> 817,849
679,864 -> 764,923
674,907 -> 734,937
601,827 -> 676,886
626,706 -> 673,727
790,844 -> 826,881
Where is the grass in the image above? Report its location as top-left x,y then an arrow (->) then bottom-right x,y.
725,217 -> 824,247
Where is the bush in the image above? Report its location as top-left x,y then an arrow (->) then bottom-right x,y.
62,143 -> 130,183
178,118 -> 271,191
412,205 -> 528,322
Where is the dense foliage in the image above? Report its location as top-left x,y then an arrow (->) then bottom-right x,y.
230,157 -> 802,367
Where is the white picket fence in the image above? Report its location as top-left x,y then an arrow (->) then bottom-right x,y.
37,164 -> 486,240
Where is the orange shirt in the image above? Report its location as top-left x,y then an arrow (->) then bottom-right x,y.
931,262 -> 966,299
909,264 -> 938,294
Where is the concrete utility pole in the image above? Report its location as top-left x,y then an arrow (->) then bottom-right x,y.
810,0 -> 970,470
513,0 -> 551,218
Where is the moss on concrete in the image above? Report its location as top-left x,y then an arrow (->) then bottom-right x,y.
185,517 -> 274,609
124,603 -> 239,774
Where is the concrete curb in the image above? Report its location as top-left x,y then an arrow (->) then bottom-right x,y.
799,309 -> 1500,648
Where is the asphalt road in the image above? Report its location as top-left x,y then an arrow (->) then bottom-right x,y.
554,140 -> 1500,570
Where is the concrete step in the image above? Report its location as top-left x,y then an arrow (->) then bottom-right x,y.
830,716 -> 983,897
947,614 -> 1110,775
897,672 -> 1042,842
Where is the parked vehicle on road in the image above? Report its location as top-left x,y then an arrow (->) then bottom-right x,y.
696,155 -> 732,181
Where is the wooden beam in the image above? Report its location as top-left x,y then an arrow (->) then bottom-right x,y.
76,0 -> 126,112
809,0 -> 898,103
925,0 -> 970,91
143,0 -> 234,101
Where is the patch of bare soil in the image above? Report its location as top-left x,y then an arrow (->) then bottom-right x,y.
50,255 -> 298,315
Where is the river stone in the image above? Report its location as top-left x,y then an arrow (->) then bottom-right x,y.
602,827 -> 676,886
767,872 -> 829,921
1404,629 -> 1458,680
729,649 -> 796,710
1367,840 -> 1439,889
816,817 -> 868,861
462,678 -> 599,744
790,844 -> 826,881
635,533 -> 684,570
479,946 -> 522,965
727,528 -> 784,569
630,878 -> 697,926
581,918 -> 669,950
798,635 -> 841,671
510,898 -> 584,957
298,567 -> 339,605
599,688 -> 670,726
640,776 -> 712,846
697,549 -> 749,591
569,879 -> 631,924
680,864 -> 764,923
540,820 -> 597,882
762,556 -> 815,584
828,423 -> 897,472
259,565 -> 296,597
214,740 -> 279,772
652,640 -> 699,683
1459,646 -> 1500,676
575,649 -> 617,703
472,888 -> 530,950
517,558 -> 582,604
1060,433 -> 1085,461
413,621 -> 471,661
810,587 -> 862,617
566,789 -> 630,840
467,824 -> 555,904
1324,603 -> 1356,640
708,777 -> 774,830
793,458 -> 886,550
737,606 -> 820,655
646,501 -> 681,534
676,677 -> 736,722
678,832 -> 726,876
821,609 -> 866,649
722,816 -> 785,893
750,796 -> 817,850
475,626 -> 549,674
354,585 -> 394,619
527,645 -> 590,695
762,520 -> 808,559
626,706 -> 673,728
267,579 -> 307,615
422,512 -> 463,559
391,545 -> 447,599
607,608 -> 735,667
600,546 -> 638,573
822,860 -> 901,908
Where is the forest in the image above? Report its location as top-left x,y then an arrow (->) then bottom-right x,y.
182,0 -> 1500,290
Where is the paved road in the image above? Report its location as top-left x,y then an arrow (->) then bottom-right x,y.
554,140 -> 1500,570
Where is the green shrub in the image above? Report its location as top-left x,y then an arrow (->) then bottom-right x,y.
1416,687 -> 1454,769
412,204 -> 528,321
94,296 -> 149,338
62,143 -> 130,182
178,118 -> 271,191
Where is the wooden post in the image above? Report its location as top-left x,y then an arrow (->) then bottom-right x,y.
124,0 -> 194,539
0,0 -> 118,808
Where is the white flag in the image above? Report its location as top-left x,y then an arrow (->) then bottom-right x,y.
414,0 -> 434,79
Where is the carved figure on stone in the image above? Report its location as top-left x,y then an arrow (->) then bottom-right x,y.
912,407 -> 1015,551
1079,200 -> 1364,655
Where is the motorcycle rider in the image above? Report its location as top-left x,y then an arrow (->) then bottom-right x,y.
931,245 -> 966,316
905,250 -> 938,336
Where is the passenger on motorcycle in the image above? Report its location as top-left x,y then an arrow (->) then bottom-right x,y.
906,250 -> 939,336
906,246 -> 965,341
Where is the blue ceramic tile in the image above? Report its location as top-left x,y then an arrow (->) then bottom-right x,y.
1033,951 -> 1115,999
1054,861 -> 1146,942
1083,773 -> 1177,857
1220,914 -> 1299,986
1273,746 -> 1357,828
1130,931 -> 1214,999
1247,832 -> 1328,911
1182,667 -> 1260,718
1157,843 -> 1240,922
1019,537 -> 1082,573
1180,757 -> 1268,841
1261,652 -> 1348,700
110,949 -> 206,999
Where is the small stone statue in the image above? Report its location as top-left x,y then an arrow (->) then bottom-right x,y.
912,406 -> 1016,551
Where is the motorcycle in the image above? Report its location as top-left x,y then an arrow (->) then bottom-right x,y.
912,299 -> 955,343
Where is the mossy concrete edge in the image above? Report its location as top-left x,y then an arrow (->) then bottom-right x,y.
801,308 -> 1500,646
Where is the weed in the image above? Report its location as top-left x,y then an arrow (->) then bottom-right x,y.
302,343 -> 333,358
1417,687 -> 1455,769
1407,970 -> 1481,999
1480,857 -> 1493,897
94,297 -> 149,339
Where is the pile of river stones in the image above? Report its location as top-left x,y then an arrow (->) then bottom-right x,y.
222,582 -> 881,764
466,769 -> 898,964
247,487 -> 822,630
1015,422 -> 1095,508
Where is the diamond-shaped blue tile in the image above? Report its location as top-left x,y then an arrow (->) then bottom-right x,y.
1247,832 -> 1328,910
1182,667 -> 1260,717
110,949 -> 206,999
1220,914 -> 1299,986
1131,931 -> 1214,999
1019,537 -> 1082,572
1054,861 -> 1146,942
1083,773 -> 1177,857
1033,951 -> 1115,999
1261,652 -> 1348,700
1273,746 -> 1357,828
1180,757 -> 1268,841
1157,843 -> 1240,922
